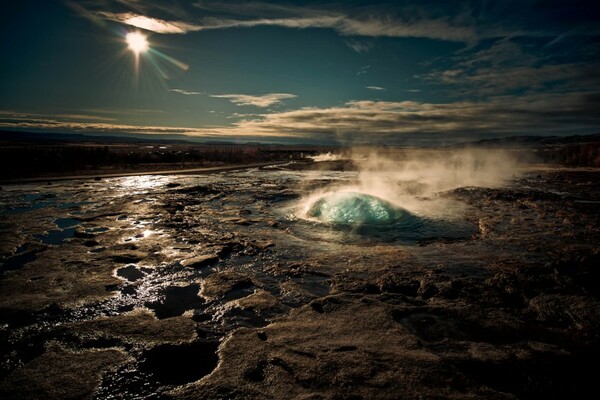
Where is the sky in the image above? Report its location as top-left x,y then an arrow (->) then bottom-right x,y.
0,0 -> 599,145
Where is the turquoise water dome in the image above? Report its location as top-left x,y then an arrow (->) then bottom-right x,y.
299,191 -> 476,243
306,192 -> 413,226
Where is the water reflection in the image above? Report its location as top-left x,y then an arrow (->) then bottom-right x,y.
110,175 -> 173,196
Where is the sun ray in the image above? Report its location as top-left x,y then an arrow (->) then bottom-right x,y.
148,48 -> 189,71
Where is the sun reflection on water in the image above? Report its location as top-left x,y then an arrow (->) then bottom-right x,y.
112,175 -> 172,195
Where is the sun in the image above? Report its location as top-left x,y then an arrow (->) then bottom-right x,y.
126,32 -> 149,54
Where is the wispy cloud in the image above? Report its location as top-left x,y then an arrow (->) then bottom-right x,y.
0,116 -> 198,136
84,0 -> 600,47
96,12 -> 199,33
209,93 -> 297,107
81,108 -> 166,116
421,61 -> 600,96
169,88 -> 204,95
93,8 -> 477,43
55,114 -> 116,122
357,65 -> 371,76
419,38 -> 600,96
334,16 -> 476,43
4,93 -> 598,143
366,86 -> 385,91
224,93 -> 600,141
346,40 -> 373,53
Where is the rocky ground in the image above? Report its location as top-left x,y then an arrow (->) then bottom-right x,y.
0,160 -> 599,399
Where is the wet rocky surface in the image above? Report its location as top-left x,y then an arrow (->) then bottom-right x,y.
0,163 -> 598,399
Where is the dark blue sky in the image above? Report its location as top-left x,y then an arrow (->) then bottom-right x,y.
1,0 -> 599,144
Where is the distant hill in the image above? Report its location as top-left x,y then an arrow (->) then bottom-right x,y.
0,130 -> 321,147
3,129 -> 600,149
457,133 -> 600,148
450,133 -> 600,167
0,130 -> 193,144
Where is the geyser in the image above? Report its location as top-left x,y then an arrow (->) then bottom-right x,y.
306,192 -> 414,226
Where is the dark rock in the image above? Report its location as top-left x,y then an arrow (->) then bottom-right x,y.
417,280 -> 439,299
251,240 -> 275,251
437,281 -> 461,299
377,272 -> 420,296
243,361 -> 267,382
529,294 -> 600,329
182,254 -> 219,268
333,278 -> 380,294
201,271 -> 254,300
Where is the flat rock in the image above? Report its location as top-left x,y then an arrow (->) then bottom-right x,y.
70,309 -> 197,344
234,290 -> 278,312
201,271 -> 254,300
529,294 -> 600,329
108,251 -> 146,264
0,344 -> 130,400
0,258 -> 121,312
169,294 -> 516,400
181,254 -> 219,268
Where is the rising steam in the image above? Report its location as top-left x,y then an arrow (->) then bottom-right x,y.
300,147 -> 523,222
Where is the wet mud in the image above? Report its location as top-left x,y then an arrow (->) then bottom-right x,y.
0,162 -> 599,399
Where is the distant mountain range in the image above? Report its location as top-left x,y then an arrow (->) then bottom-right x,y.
0,130 -> 319,147
459,133 -> 600,147
0,130 -> 197,144
1,129 -> 599,147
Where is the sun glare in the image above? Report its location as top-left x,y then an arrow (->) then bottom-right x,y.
126,32 -> 149,54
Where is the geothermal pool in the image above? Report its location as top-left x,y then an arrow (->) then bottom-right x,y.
0,158 -> 599,399
306,191 -> 415,225
301,191 -> 476,243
